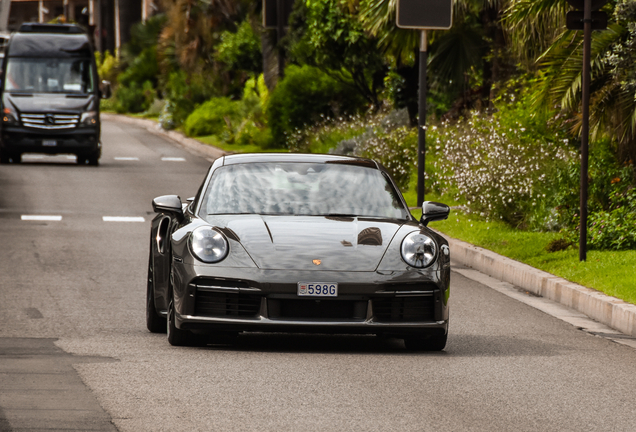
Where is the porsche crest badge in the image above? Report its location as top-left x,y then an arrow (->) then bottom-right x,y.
312,259 -> 322,266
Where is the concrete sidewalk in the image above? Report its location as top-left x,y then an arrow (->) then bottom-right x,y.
101,113 -> 636,340
442,235 -> 636,338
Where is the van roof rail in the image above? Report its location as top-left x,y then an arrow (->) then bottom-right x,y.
18,23 -> 85,34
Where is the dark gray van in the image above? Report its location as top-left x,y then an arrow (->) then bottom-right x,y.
0,23 -> 110,165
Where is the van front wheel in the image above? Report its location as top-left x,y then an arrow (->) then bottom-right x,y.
77,151 -> 99,166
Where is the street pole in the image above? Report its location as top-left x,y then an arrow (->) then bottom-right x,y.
276,0 -> 285,79
417,30 -> 428,207
579,0 -> 591,261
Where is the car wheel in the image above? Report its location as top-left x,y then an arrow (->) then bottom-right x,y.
1,152 -> 20,163
167,299 -> 192,346
146,257 -> 166,333
77,151 -> 99,166
404,333 -> 447,352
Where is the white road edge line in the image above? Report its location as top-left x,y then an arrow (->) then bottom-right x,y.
102,216 -> 146,222
21,215 -> 63,221
453,267 -> 636,350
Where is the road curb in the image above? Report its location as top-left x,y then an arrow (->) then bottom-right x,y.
440,233 -> 636,338
102,113 -> 636,339
101,113 -> 227,160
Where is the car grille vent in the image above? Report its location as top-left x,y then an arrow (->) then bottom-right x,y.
373,297 -> 435,322
21,113 -> 79,130
195,290 -> 261,318
269,299 -> 367,321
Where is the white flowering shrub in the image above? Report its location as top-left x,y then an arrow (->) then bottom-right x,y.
428,108 -> 577,229
288,108 -> 417,190
355,127 -> 417,191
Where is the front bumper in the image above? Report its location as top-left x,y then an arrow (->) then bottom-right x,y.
0,125 -> 100,155
172,266 -> 450,337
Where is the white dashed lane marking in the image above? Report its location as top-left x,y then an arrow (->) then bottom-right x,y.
161,157 -> 186,162
102,216 -> 146,222
21,155 -> 76,161
21,215 -> 63,221
19,215 -> 147,222
114,157 -> 140,161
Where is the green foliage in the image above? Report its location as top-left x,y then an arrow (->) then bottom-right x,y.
161,70 -> 217,129
553,140 -> 636,250
533,1 -> 636,164
183,97 -> 240,138
427,92 -> 578,229
216,20 -> 262,74
124,14 -> 167,58
183,75 -> 273,148
587,188 -> 636,250
288,0 -> 386,108
95,50 -> 119,83
114,80 -> 154,113
118,46 -> 159,88
267,65 -> 363,147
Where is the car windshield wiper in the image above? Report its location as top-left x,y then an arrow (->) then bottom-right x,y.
325,213 -> 358,218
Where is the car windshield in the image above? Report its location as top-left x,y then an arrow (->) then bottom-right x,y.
4,57 -> 94,94
200,162 -> 410,219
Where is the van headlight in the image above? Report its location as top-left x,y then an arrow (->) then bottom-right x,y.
2,106 -> 18,124
401,231 -> 437,268
189,227 -> 229,263
80,111 -> 97,126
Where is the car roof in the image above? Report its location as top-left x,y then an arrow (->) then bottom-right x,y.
220,153 -> 379,169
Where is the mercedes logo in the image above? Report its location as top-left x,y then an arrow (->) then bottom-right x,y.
45,114 -> 55,125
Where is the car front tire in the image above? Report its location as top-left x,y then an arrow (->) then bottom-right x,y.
167,299 -> 193,346
0,152 -> 20,164
146,257 -> 167,333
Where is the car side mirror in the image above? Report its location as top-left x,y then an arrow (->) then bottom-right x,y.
100,80 -> 111,99
420,201 -> 450,227
152,195 -> 184,222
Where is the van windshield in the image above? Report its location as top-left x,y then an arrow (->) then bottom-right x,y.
4,57 -> 94,94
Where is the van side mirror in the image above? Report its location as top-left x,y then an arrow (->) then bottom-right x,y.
152,195 -> 184,222
100,80 -> 111,99
420,201 -> 450,227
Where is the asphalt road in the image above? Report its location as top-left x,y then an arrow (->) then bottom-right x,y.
1,118 -> 636,431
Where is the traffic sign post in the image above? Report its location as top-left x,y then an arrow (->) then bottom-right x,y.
566,0 -> 608,261
263,0 -> 295,78
396,0 -> 453,207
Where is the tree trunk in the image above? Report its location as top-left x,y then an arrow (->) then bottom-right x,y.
261,30 -> 279,91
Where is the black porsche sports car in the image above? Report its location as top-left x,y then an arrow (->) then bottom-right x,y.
147,153 -> 451,350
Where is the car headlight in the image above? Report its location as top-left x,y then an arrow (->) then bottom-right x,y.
80,111 -> 98,126
2,106 -> 18,124
401,231 -> 437,268
189,227 -> 229,263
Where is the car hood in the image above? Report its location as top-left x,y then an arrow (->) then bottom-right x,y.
204,215 -> 405,271
3,93 -> 95,113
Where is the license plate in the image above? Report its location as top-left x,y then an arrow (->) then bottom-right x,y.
42,140 -> 57,147
297,282 -> 338,297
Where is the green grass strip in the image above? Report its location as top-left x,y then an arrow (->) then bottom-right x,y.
407,194 -> 636,305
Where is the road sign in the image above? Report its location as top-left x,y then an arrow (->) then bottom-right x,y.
565,0 -> 608,10
566,10 -> 607,30
396,0 -> 453,30
263,0 -> 295,29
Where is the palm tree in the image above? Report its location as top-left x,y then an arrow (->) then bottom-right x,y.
358,0 -> 514,120
530,1 -> 636,165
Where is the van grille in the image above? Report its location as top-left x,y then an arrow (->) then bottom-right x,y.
21,113 -> 79,130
